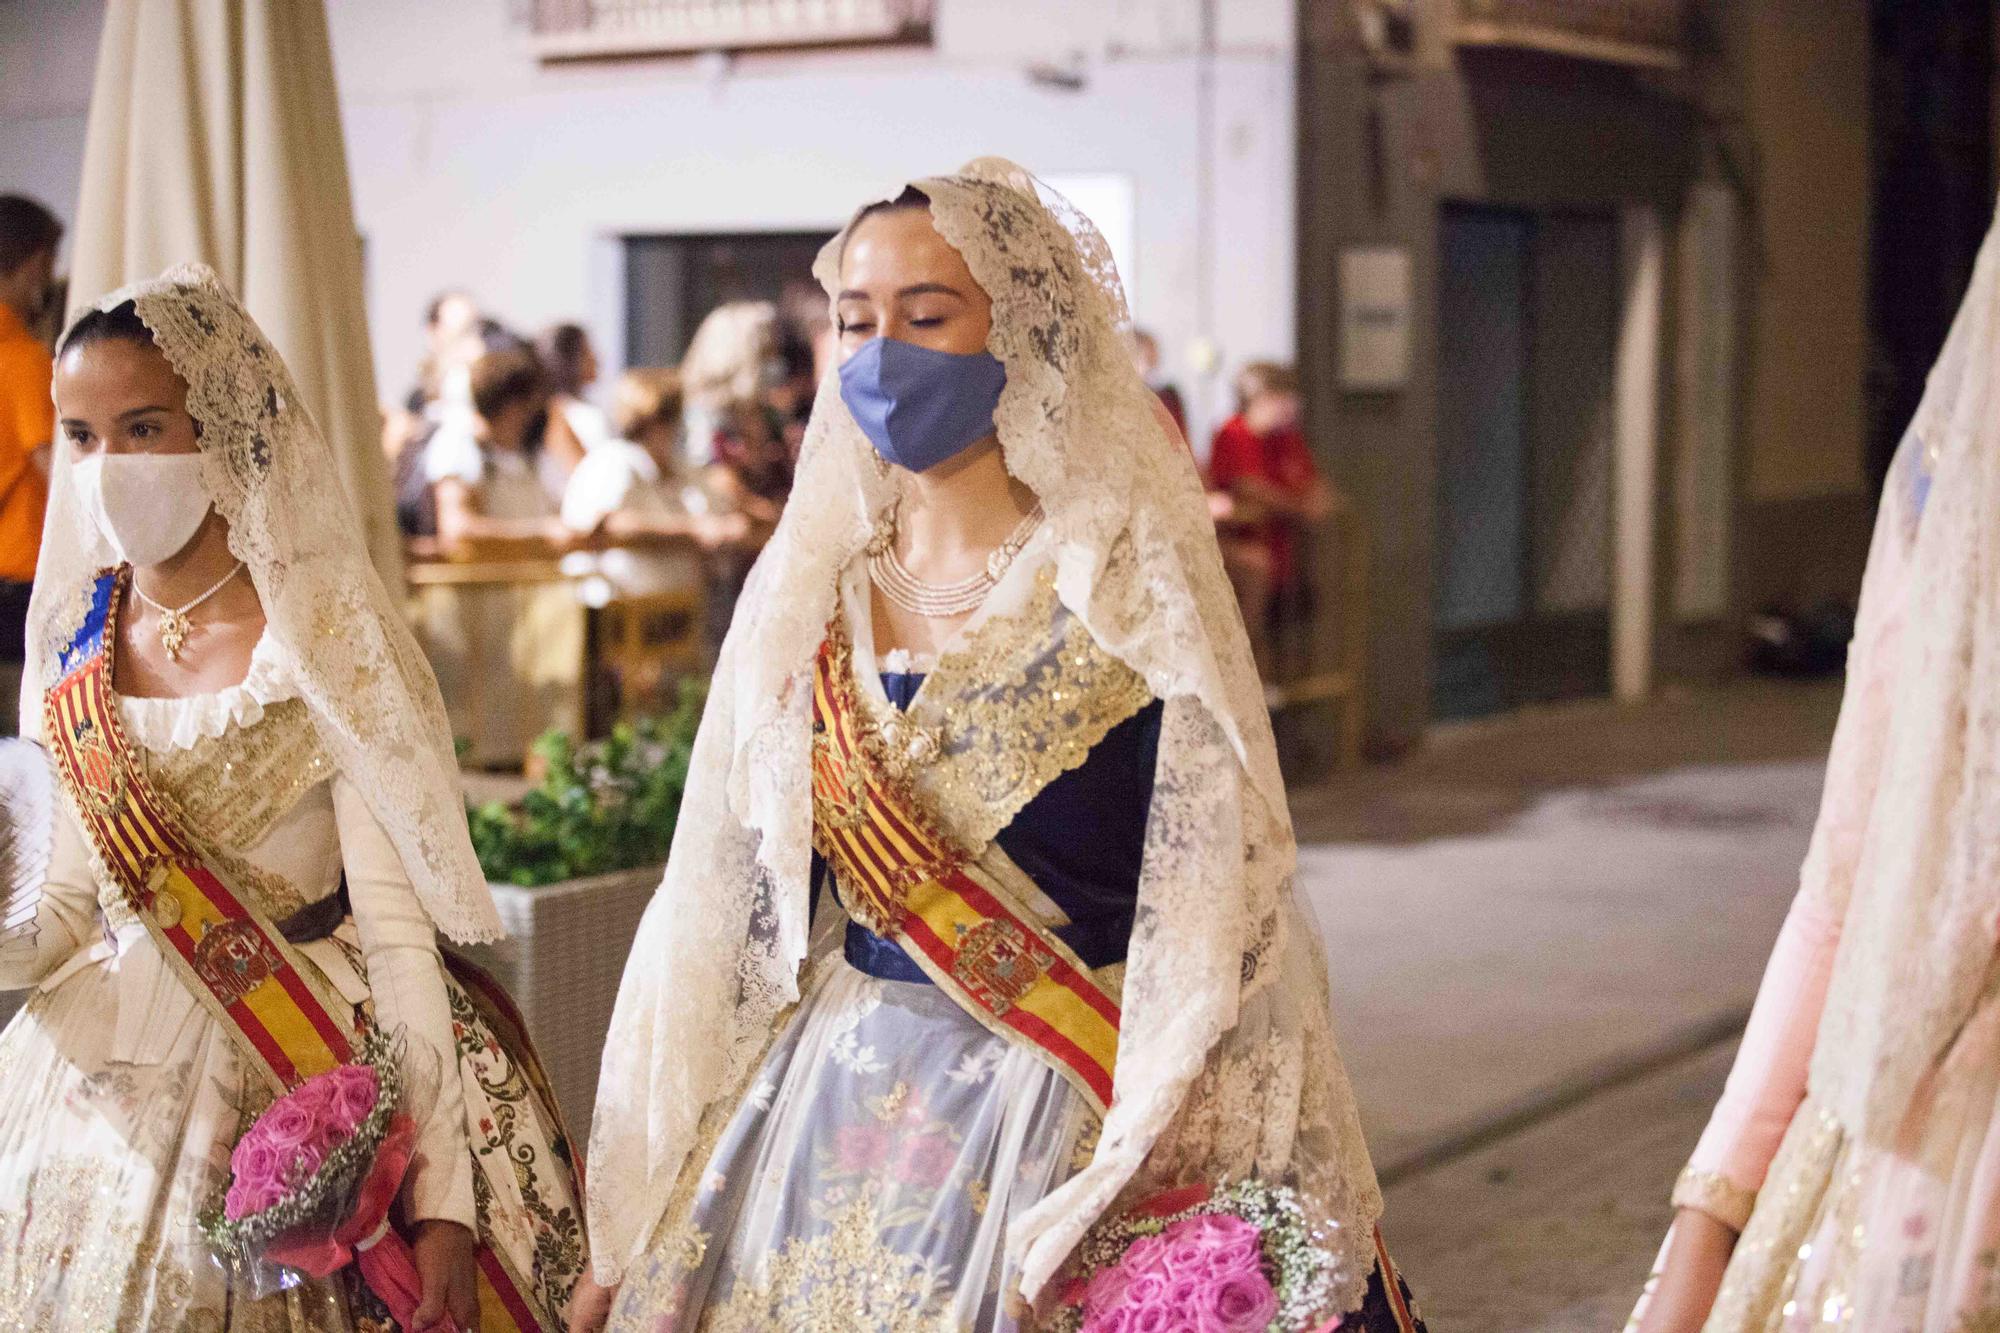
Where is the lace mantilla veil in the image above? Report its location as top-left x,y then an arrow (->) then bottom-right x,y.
587,159 -> 1384,1309
1794,203 -> 2000,1151
18,265 -> 504,945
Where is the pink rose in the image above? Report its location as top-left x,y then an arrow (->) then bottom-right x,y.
1209,1270 -> 1279,1332
331,1066 -> 380,1129
1161,1217 -> 1247,1279
225,1138 -> 286,1220
833,1124 -> 892,1174
892,1134 -> 957,1189
224,1176 -> 279,1220
1083,1264 -> 1134,1315
1121,1234 -> 1172,1276
230,1135 -> 282,1189
289,1076 -> 337,1113
1125,1273 -> 1171,1309
1204,1226 -> 1265,1280
288,1140 -> 327,1183
1080,1308 -> 1134,1333
1126,1306 -> 1175,1333
259,1099 -> 318,1153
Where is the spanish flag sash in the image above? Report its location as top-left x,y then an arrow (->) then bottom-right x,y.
45,570 -> 565,1331
810,620 -> 1122,1112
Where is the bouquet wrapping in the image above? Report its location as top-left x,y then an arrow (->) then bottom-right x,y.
1052,1180 -> 1353,1333
201,1028 -> 436,1329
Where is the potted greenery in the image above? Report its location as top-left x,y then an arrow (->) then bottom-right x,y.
459,683 -> 703,1142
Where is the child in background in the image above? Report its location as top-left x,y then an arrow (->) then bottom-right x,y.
561,367 -> 749,596
1207,361 -> 1334,676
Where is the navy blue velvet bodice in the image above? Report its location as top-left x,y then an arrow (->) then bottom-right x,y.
826,670 -> 1163,984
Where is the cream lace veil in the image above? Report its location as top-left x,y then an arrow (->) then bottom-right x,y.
18,264 -> 503,944
587,159 -> 1383,1309
1798,205 -> 2000,1148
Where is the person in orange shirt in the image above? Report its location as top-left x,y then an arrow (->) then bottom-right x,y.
0,196 -> 61,734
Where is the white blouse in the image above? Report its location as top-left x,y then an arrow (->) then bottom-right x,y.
3,639 -> 477,1227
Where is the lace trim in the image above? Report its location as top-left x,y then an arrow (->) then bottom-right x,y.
876,572 -> 1154,853
115,629 -> 299,752
139,698 -> 334,853
1672,1165 -> 1757,1232
879,647 -> 937,676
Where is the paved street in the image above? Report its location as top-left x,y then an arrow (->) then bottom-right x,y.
1292,680 -> 1841,1330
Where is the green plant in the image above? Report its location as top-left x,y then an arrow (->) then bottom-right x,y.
466,681 -> 706,887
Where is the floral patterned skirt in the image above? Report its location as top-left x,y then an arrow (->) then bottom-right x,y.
608,960 -> 1096,1332
1694,975 -> 2000,1333
0,928 -> 584,1332
607,960 -> 1429,1333
0,933 -> 362,1332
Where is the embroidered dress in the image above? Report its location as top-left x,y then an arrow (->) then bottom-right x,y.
6,267 -> 586,1331
610,547 -> 1424,1331
0,638 -> 474,1328
589,162 -> 1410,1331
1627,208 -> 2000,1333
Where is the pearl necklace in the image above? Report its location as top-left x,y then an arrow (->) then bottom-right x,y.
131,561 -> 246,662
870,505 -> 1043,619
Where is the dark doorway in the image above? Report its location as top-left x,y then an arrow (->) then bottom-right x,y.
623,231 -> 834,367
1864,0 -> 1992,495
1434,202 -> 1617,719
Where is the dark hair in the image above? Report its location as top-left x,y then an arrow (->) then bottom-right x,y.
58,299 -> 155,357
0,195 -> 62,276
469,346 -> 546,421
424,288 -> 472,328
538,322 -> 594,397
841,185 -> 932,260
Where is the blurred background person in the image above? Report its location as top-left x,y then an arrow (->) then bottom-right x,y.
562,367 -> 751,595
772,281 -> 834,453
538,320 -> 611,482
1129,325 -> 1188,447
429,344 -> 572,561
678,299 -> 778,470
1208,360 -> 1333,676
383,287 -> 481,466
0,195 -> 60,735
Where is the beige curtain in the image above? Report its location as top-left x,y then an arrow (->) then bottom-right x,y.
66,0 -> 402,587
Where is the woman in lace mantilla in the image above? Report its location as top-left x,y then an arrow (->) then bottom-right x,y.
572,161 -> 1422,1332
0,266 -> 584,1331
1630,207 -> 2000,1333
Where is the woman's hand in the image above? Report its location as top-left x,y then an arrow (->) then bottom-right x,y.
566,1272 -> 620,1333
1632,1209 -> 1738,1333
410,1218 -> 480,1332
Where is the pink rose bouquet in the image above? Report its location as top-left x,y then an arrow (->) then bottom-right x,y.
201,1028 -> 431,1328
1051,1180 -> 1350,1333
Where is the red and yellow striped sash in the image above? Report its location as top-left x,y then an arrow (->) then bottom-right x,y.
810,624 -> 1121,1111
46,576 -> 556,1330
47,645 -> 354,1087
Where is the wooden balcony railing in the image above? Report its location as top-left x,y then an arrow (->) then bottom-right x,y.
1449,0 -> 1690,69
529,0 -> 935,59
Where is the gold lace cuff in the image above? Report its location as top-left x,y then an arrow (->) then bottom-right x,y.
1672,1165 -> 1756,1232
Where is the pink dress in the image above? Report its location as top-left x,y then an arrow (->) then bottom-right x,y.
1632,461 -> 2000,1332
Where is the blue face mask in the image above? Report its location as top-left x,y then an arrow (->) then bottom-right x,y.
837,337 -> 1007,473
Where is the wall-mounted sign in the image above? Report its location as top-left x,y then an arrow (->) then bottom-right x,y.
1338,245 -> 1412,392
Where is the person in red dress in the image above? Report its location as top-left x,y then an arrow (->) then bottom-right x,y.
1206,361 -> 1333,676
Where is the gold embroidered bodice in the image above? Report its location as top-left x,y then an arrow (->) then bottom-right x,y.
98,699 -> 335,928
849,572 -> 1155,855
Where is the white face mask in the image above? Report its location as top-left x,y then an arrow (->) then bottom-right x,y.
72,453 -> 213,568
